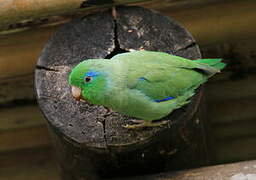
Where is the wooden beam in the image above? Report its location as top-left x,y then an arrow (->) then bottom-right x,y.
0,28 -> 55,79
121,160 -> 256,180
1,147 -> 256,180
0,147 -> 59,180
215,138 -> 256,163
0,126 -> 51,152
154,0 -> 256,45
0,0 -> 156,31
0,74 -> 35,103
208,97 -> 256,124
0,105 -> 45,131
206,74 -> 256,103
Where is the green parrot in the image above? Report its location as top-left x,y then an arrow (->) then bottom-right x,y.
69,51 -> 225,128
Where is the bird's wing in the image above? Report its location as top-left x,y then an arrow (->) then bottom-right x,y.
112,50 -> 219,75
112,50 -> 218,102
127,62 -> 206,102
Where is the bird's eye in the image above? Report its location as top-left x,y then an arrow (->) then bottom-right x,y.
84,76 -> 92,83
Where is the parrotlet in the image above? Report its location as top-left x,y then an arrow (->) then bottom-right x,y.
69,51 -> 225,128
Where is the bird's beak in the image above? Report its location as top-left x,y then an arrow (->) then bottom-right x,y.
71,86 -> 82,101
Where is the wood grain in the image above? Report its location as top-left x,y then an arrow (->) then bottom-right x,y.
154,0 -> 256,45
0,126 -> 50,152
119,160 -> 256,180
0,147 -> 59,180
0,28 -> 55,79
0,0 -> 155,31
206,75 -> 256,102
0,105 -> 45,131
0,74 -> 35,104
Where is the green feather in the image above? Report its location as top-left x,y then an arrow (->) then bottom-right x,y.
69,50 -> 226,121
194,58 -> 226,71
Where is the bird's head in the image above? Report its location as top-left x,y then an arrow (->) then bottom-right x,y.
68,60 -> 108,105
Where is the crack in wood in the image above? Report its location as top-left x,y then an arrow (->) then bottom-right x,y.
103,14 -> 127,149
105,14 -> 127,59
36,65 -> 59,72
173,42 -> 197,54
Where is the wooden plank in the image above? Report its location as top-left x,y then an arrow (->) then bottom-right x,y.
205,74 -> 256,102
119,160 -> 256,180
0,105 -> 45,131
1,147 -> 255,180
0,74 -> 35,104
0,103 -> 51,152
155,0 -> 256,45
0,0 -> 156,31
1,0 -> 256,39
215,137 -> 256,163
0,28 -> 55,79
0,0 -> 83,31
0,126 -> 51,152
213,118 -> 256,140
0,147 -> 60,180
207,98 -> 256,124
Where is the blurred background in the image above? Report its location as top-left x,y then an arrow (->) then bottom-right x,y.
0,0 -> 255,179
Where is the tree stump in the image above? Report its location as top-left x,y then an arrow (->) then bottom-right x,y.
35,6 -> 210,180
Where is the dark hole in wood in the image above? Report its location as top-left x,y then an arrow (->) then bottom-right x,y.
105,46 -> 127,59
105,16 -> 127,59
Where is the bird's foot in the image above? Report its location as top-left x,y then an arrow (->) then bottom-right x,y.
105,108 -> 114,116
123,120 -> 169,129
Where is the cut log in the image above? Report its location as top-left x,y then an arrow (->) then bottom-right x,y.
35,6 -> 209,179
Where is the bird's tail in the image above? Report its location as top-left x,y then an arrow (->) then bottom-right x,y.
194,58 -> 226,70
